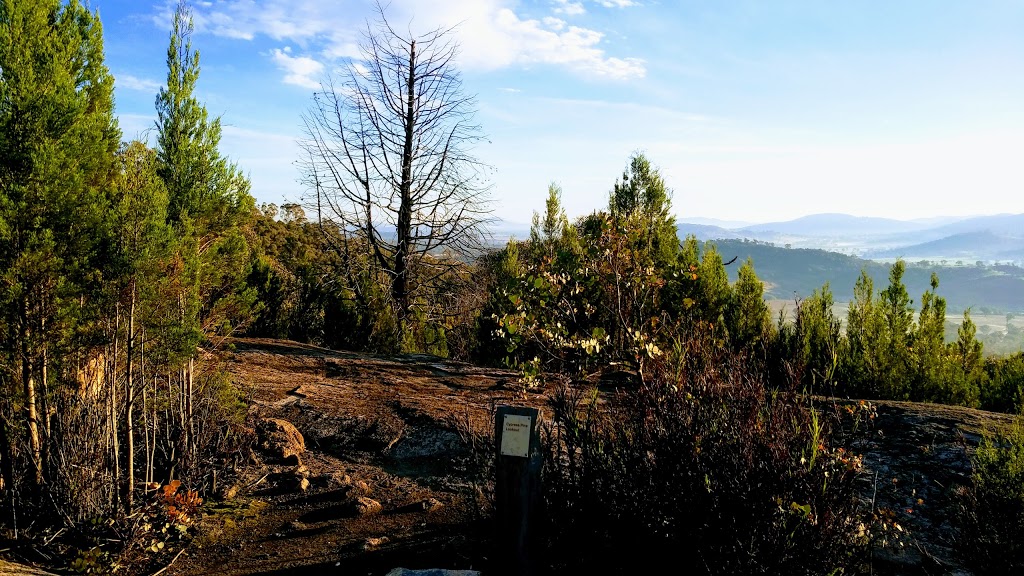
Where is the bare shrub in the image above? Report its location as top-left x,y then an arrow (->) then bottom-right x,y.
539,344 -> 868,575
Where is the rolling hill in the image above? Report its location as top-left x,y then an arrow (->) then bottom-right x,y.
707,239 -> 1024,313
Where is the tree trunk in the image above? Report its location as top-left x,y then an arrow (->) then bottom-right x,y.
110,308 -> 121,510
187,356 -> 194,461
20,301 -> 43,493
125,283 -> 136,510
0,406 -> 17,530
394,38 -> 417,347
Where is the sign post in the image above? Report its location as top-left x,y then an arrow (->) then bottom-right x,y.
494,405 -> 542,576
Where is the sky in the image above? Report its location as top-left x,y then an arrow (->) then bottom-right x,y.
94,0 -> 1024,226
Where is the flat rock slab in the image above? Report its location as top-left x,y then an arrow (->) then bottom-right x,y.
385,569 -> 480,576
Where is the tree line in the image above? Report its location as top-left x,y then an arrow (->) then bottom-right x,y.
477,155 -> 1024,414
0,0 -> 255,531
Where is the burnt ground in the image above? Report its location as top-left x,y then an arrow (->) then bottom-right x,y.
132,339 -> 1016,575
173,338 -> 547,576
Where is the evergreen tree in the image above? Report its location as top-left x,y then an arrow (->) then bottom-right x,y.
154,0 -> 256,346
153,0 -> 255,477
609,153 -> 679,268
727,258 -> 772,351
0,0 -> 119,500
843,269 -> 878,395
914,273 -> 947,400
878,260 -> 915,399
110,140 -> 168,509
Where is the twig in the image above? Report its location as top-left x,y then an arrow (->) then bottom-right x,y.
149,547 -> 186,576
871,470 -> 879,514
247,473 -> 270,489
43,528 -> 65,546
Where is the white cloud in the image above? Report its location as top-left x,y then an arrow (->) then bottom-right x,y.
116,73 -> 162,93
270,48 -> 324,89
474,10 -> 645,80
598,0 -> 638,7
179,0 -> 645,81
542,16 -> 566,30
553,0 -> 586,16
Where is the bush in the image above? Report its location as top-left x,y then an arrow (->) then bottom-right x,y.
539,345 -> 868,575
955,421 -> 1024,574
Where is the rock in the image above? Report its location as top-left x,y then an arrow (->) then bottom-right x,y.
363,536 -> 390,550
255,418 -> 305,464
219,483 -> 240,501
321,472 -> 351,489
420,497 -> 443,512
353,496 -> 382,516
385,565 -> 479,569
293,475 -> 310,492
354,480 -> 371,494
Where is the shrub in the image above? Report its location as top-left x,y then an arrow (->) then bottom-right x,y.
955,421 -> 1024,574
539,345 -> 867,575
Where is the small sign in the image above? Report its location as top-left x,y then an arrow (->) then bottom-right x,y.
500,414 -> 532,457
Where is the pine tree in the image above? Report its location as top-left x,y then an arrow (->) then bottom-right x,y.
0,0 -> 119,502
111,140 -> 168,509
609,153 -> 679,268
727,258 -> 772,351
914,272 -> 947,400
153,0 -> 255,477
878,260 -> 914,399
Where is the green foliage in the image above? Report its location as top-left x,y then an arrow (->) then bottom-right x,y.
982,353 -> 1024,413
725,258 -> 773,352
489,209 -> 668,380
955,421 -> 1024,574
0,0 -> 120,506
609,153 -> 678,269
912,273 -> 947,400
155,1 -> 256,349
778,284 -> 842,394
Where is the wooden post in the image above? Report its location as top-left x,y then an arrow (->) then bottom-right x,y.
495,405 -> 542,576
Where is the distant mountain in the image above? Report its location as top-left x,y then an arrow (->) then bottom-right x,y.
868,231 -> 1024,261
488,220 -> 531,242
676,223 -> 744,241
738,213 -> 932,237
677,217 -> 753,229
927,213 -> 1024,238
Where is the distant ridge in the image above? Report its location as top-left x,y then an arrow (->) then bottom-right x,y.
738,213 -> 933,237
707,239 -> 1024,313
868,230 -> 1024,261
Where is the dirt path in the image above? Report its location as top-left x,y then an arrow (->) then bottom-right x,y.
175,338 -> 545,576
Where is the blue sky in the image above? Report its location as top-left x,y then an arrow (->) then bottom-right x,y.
95,0 -> 1024,226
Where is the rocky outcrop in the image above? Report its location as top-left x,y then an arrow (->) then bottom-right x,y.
845,400 -> 1016,575
255,417 -> 305,465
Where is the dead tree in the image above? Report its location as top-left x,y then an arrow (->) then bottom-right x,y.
299,8 -> 492,348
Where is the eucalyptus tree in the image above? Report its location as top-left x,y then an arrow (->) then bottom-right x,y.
300,9 -> 492,349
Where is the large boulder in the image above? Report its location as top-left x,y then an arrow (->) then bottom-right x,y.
255,418 -> 305,465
